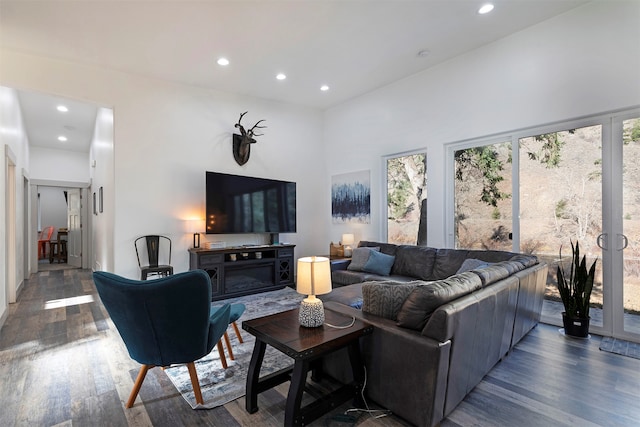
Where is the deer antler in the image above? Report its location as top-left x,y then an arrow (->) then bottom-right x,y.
235,111 -> 249,136
248,119 -> 267,138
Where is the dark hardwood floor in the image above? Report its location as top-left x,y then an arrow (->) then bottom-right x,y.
1,268 -> 639,426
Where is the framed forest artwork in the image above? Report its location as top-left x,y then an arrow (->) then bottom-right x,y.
331,170 -> 370,224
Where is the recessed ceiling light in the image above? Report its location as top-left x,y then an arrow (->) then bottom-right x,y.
478,4 -> 494,14
56,105 -> 68,112
57,136 -> 67,142
217,57 -> 229,66
320,85 -> 330,92
416,49 -> 430,58
276,73 -> 287,80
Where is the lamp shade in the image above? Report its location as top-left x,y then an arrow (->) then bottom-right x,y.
296,256 -> 331,296
187,219 -> 206,233
341,233 -> 355,246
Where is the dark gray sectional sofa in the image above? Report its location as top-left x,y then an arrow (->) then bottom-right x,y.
320,241 -> 547,427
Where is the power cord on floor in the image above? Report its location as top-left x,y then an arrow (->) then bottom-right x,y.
344,366 -> 392,420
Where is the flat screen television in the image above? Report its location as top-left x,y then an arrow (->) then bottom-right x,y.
205,171 -> 297,234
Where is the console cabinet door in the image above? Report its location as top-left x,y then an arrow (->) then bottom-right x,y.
277,247 -> 294,286
192,253 -> 224,299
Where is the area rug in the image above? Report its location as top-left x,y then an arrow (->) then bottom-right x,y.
599,336 -> 640,360
164,287 -> 304,409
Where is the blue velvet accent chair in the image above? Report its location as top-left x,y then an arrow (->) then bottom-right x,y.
211,303 -> 246,363
93,270 -> 230,408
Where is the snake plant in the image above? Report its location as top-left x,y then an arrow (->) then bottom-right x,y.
556,240 -> 597,319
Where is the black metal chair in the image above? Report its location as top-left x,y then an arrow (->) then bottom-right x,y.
135,235 -> 173,280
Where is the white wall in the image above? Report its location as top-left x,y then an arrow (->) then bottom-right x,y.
30,147 -> 89,182
90,107 -> 114,272
0,86 -> 30,326
0,49 -> 327,279
324,1 -> 640,248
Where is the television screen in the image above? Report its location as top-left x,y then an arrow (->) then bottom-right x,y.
206,172 -> 297,234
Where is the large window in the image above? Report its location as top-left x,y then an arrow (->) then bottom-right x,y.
386,152 -> 427,245
454,141 -> 512,251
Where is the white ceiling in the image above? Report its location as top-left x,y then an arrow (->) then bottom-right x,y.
0,0 -> 589,152
16,90 -> 98,153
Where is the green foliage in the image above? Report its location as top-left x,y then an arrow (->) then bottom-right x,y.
525,131 -> 574,168
623,118 -> 640,145
491,208 -> 501,220
387,154 -> 426,220
388,179 -> 411,219
556,240 -> 597,319
455,146 -> 510,207
555,199 -> 568,219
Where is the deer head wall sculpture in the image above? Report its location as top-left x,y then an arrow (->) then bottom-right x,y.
232,111 -> 266,166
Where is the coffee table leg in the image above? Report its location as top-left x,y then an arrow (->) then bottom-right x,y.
347,341 -> 366,407
284,359 -> 310,427
246,338 -> 266,413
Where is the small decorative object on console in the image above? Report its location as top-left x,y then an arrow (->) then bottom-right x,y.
206,241 -> 226,249
329,242 -> 344,257
297,256 -> 332,327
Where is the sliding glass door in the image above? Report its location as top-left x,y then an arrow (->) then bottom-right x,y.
620,116 -> 640,336
448,108 -> 640,342
519,125 -> 604,329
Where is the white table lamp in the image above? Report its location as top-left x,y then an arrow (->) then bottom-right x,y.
296,256 -> 332,327
341,233 -> 355,257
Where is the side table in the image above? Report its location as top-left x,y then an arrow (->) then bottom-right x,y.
243,307 -> 373,426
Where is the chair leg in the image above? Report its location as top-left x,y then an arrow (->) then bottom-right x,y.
231,321 -> 243,343
217,340 -> 228,369
223,331 -> 235,360
127,364 -> 151,408
186,362 -> 204,405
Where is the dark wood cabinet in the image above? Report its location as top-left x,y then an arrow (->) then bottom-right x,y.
189,245 -> 295,301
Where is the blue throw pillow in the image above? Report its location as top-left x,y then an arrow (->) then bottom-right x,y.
362,250 -> 396,276
347,247 -> 380,271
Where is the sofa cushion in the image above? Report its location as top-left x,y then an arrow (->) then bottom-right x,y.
347,246 -> 380,271
391,245 -> 437,279
456,258 -> 491,274
472,264 -> 511,287
396,272 -> 482,331
359,241 -> 399,256
509,254 -> 538,268
362,280 -> 424,321
321,282 -> 364,308
332,270 -> 371,286
431,249 -> 471,279
493,260 -> 524,275
362,250 -> 396,276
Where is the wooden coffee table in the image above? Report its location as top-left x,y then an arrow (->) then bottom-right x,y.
242,307 -> 373,426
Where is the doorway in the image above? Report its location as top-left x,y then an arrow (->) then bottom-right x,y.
36,185 -> 87,272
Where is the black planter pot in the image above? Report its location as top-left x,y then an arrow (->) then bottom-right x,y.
562,312 -> 590,338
